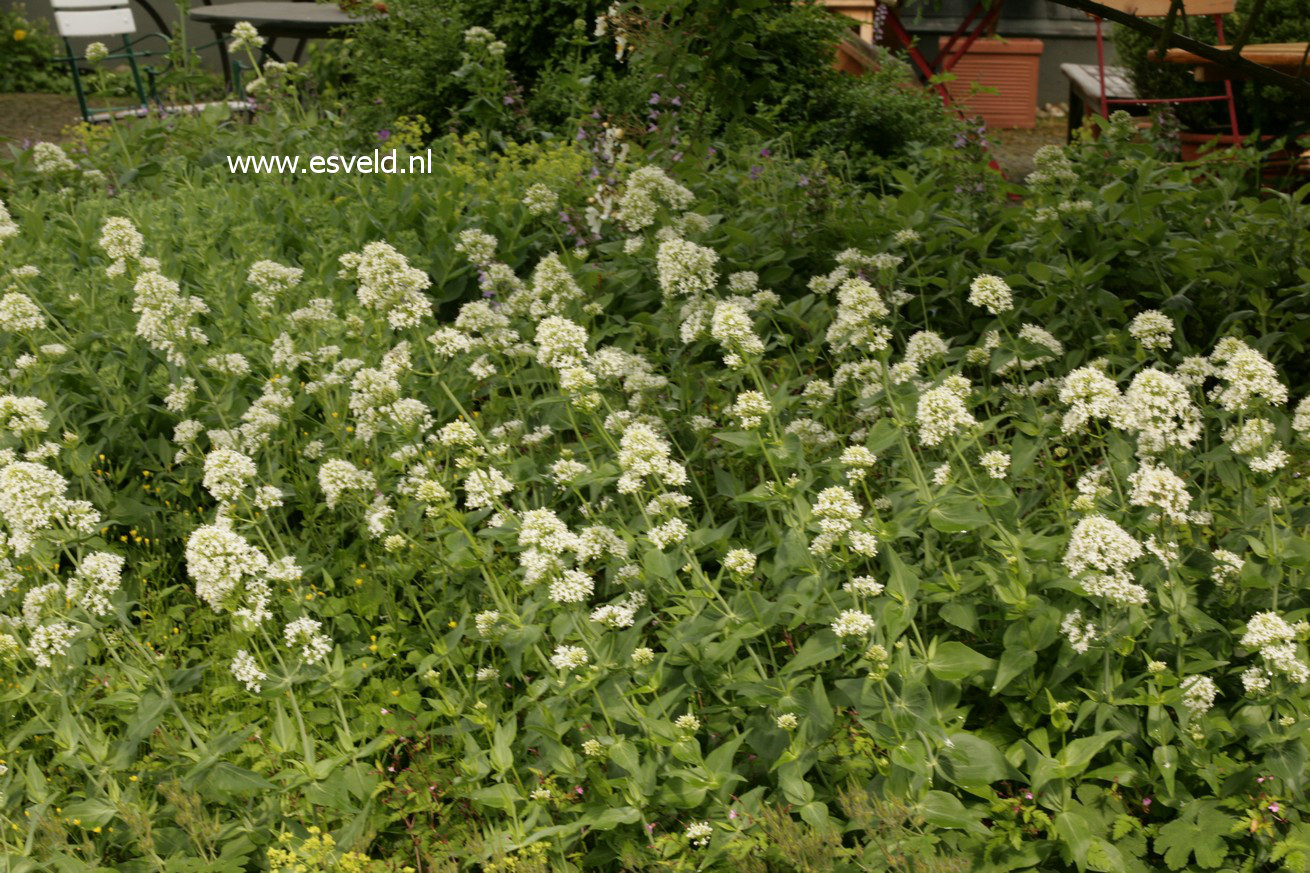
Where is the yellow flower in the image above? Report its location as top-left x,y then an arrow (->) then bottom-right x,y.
13,29 -> 27,41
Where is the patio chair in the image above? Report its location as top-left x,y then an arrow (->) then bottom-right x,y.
52,0 -> 164,123
1060,0 -> 1241,143
52,0 -> 251,124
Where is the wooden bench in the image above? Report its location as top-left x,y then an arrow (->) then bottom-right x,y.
1060,61 -> 1136,140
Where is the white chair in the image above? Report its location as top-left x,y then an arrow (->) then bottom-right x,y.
51,0 -> 163,123
52,0 -> 250,124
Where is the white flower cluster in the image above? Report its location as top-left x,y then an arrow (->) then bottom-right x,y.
185,519 -> 274,619
247,259 -> 303,310
203,448 -> 259,503
522,183 -> 559,217
0,291 -> 45,333
1208,338 -> 1287,412
0,460 -> 100,554
809,486 -> 878,556
65,551 -> 125,617
826,278 -> 891,354
656,239 -> 719,299
1059,366 -> 1119,434
1063,515 -> 1147,606
230,649 -> 266,693
1061,610 -> 1097,654
1112,368 -> 1200,454
131,270 -> 211,367
1223,417 -> 1287,473
549,644 -> 589,672
832,609 -> 876,639
1127,310 -> 1174,350
723,548 -> 756,576
728,390 -> 771,429
1127,461 -> 1191,523
617,422 -> 687,494
917,376 -> 976,446
968,274 -> 1013,314
980,450 -> 1010,479
1180,674 -> 1218,716
0,199 -> 17,246
617,166 -> 694,231
1241,612 -> 1309,685
339,241 -> 432,329
284,616 -> 332,665
0,395 -> 49,435
319,459 -> 377,510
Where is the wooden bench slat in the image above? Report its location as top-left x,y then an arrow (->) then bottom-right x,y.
1060,62 -> 1137,101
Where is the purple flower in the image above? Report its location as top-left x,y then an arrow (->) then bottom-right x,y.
707,146 -> 717,157
503,95 -> 515,105
649,92 -> 661,105
729,809 -> 738,820
575,128 -> 588,141
798,175 -> 810,187
748,165 -> 763,179
760,147 -> 772,157
953,132 -> 968,148
671,96 -> 682,106
647,124 -> 658,133
671,151 -> 683,162
1142,796 -> 1153,808
1270,803 -> 1282,814
376,129 -> 391,142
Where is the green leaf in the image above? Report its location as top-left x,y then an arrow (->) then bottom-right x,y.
1153,745 -> 1178,798
59,799 -> 117,828
205,763 -> 276,794
1154,802 -> 1233,870
781,632 -> 842,674
942,733 -> 1015,788
927,641 -> 995,681
919,790 -> 987,835
469,783 -> 521,812
928,496 -> 991,533
993,647 -> 1037,693
490,720 -> 515,774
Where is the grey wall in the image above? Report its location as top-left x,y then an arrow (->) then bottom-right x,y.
899,0 -> 1114,105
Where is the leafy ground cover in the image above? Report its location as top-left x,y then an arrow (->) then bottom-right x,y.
0,108 -> 1309,873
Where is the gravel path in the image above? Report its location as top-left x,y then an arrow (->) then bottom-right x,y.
0,93 -> 82,144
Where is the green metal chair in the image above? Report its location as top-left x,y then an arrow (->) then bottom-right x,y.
53,0 -> 252,124
51,0 -> 169,123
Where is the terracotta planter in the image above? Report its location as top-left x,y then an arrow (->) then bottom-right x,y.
939,36 -> 1043,129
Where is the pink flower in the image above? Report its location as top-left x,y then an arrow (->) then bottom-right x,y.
380,708 -> 390,715
575,786 -> 584,795
1270,803 -> 1281,814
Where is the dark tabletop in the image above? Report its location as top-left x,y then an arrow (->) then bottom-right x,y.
189,1 -> 361,36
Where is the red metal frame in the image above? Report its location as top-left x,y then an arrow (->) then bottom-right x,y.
881,1 -> 1006,104
1092,11 -> 1240,140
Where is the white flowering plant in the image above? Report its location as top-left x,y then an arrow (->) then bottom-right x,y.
0,114 -> 1309,872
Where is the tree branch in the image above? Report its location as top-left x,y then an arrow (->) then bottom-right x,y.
1046,0 -> 1310,98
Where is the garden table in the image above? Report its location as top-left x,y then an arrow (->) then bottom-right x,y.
824,0 -> 1006,102
189,1 -> 369,85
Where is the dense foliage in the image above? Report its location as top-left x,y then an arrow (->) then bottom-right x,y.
0,4 -> 67,94
0,111 -> 1309,872
340,0 -> 957,173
